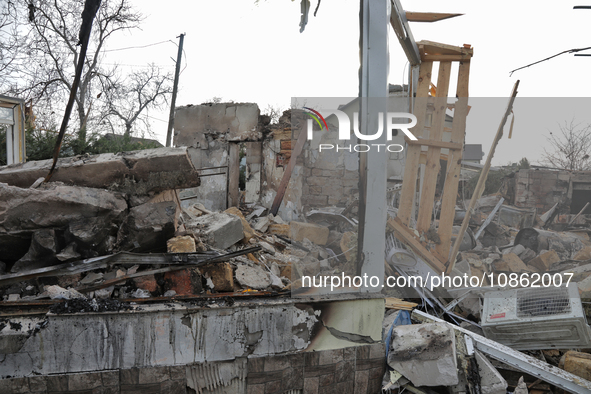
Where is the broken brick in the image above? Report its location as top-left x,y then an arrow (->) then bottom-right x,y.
201,262 -> 234,292
289,221 -> 329,245
163,268 -> 202,295
133,274 -> 158,293
501,253 -> 531,273
562,351 -> 591,381
167,235 -> 196,253
267,223 -> 290,237
528,250 -> 560,272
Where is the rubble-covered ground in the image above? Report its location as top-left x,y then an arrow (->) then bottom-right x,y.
2,147 -> 591,393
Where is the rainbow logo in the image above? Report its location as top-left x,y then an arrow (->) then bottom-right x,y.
303,107 -> 329,131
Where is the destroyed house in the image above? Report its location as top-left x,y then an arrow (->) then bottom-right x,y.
3,2 -> 591,394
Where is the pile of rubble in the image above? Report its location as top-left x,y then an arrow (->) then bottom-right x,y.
451,193 -> 591,295
378,192 -> 591,394
0,147 -> 353,307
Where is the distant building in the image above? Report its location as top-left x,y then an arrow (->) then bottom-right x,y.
463,144 -> 484,163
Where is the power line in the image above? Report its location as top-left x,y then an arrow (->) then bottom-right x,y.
102,63 -> 171,68
103,40 -> 173,53
509,46 -> 591,76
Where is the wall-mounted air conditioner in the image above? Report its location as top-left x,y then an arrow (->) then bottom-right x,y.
481,283 -> 591,350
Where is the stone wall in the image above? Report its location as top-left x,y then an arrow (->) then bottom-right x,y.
260,113 -> 360,220
0,344 -> 386,394
513,169 -> 571,211
173,103 -> 263,212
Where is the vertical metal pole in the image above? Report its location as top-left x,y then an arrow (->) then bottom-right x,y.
357,0 -> 389,291
166,33 -> 185,147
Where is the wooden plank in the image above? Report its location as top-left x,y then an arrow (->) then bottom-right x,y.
406,138 -> 462,150
227,143 -> 240,208
405,12 -> 463,23
416,61 -> 452,234
419,152 -> 449,164
398,61 -> 433,226
270,126 -> 307,215
448,81 -> 520,273
437,60 -> 471,261
417,40 -> 473,56
387,217 -> 446,273
385,297 -> 418,310
421,54 -> 472,62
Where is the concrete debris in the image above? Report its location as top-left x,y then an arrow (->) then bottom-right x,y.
0,147 -> 201,193
224,206 -> 255,242
45,285 -> 85,300
117,201 -> 178,252
55,243 -> 82,262
131,288 -> 151,298
514,376 -> 528,394
185,212 -> 244,250
253,216 -> 271,233
79,272 -> 104,285
289,221 -> 330,245
474,350 -> 508,394
235,263 -> 271,290
387,322 -> 459,386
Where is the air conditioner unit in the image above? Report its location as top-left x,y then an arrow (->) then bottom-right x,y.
481,284 -> 591,350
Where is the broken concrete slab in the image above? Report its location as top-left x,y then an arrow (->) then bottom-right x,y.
388,322 -> 458,386
117,201 -> 177,252
0,183 -> 128,234
514,376 -> 528,394
289,221 -> 330,245
45,285 -> 85,300
0,147 -> 200,193
11,229 -> 60,272
224,207 -> 255,242
55,243 -> 82,262
475,350 -> 508,394
235,263 -> 271,290
66,216 -> 115,256
185,212 -> 244,250
174,103 -> 261,145
253,216 -> 271,233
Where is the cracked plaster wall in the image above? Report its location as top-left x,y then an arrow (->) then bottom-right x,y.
0,298 -> 383,379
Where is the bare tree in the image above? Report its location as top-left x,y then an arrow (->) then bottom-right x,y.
3,0 -> 142,148
104,64 -> 173,137
0,2 -> 20,80
542,119 -> 591,171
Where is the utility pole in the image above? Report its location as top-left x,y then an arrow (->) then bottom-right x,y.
166,33 -> 185,147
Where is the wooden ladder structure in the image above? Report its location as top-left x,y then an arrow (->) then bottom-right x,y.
389,40 -> 473,274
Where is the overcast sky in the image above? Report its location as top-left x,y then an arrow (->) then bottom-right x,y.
105,0 -> 591,165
